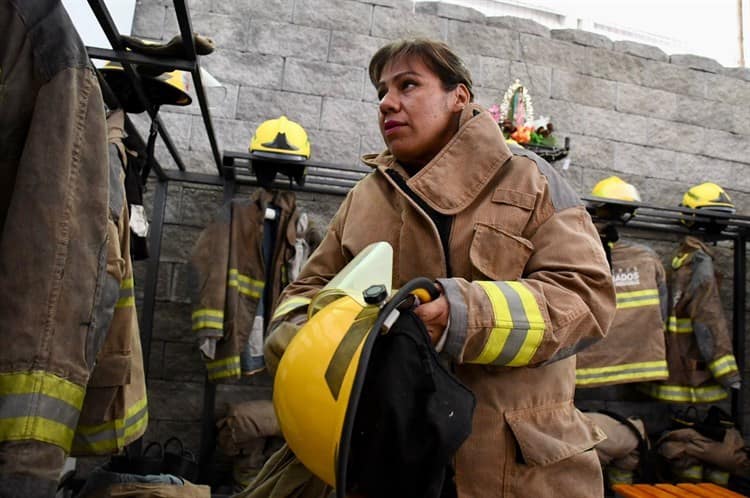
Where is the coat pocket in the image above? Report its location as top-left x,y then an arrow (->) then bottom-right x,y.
470,223 -> 533,281
505,402 -> 604,467
489,188 -> 536,235
504,403 -> 606,497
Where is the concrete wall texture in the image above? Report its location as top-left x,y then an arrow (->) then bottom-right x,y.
126,0 -> 750,463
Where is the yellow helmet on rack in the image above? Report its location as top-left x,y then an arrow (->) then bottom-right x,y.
591,176 -> 641,202
273,242 -> 392,491
249,116 -> 310,162
99,61 -> 191,113
680,182 -> 735,214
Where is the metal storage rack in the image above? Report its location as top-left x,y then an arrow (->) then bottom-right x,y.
580,196 -> 750,434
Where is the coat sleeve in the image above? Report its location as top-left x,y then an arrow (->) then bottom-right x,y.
439,203 -> 616,368
687,252 -> 740,388
188,202 -> 232,353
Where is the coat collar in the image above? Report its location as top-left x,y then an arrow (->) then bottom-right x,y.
361,103 -> 511,215
681,235 -> 714,258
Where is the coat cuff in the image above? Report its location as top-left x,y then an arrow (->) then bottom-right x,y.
437,278 -> 467,361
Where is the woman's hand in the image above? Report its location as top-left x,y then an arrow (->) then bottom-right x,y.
413,293 -> 449,346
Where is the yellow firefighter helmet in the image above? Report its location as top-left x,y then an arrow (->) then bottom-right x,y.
591,176 -> 641,202
100,61 -> 191,113
273,242 -> 393,490
681,182 -> 735,214
249,116 -> 310,162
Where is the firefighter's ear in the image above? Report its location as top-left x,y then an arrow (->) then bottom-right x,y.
451,83 -> 470,112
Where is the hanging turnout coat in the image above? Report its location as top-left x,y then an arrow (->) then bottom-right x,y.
189,190 -> 311,381
576,240 -> 669,387
266,104 -> 616,497
71,109 -> 148,456
641,236 -> 740,403
0,0 -> 141,492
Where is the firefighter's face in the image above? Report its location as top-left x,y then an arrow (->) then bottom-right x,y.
376,56 -> 469,170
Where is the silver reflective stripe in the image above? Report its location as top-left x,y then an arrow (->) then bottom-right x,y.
207,356 -> 241,380
489,282 -> 529,366
0,393 -> 79,430
196,315 -> 223,326
74,402 -> 147,446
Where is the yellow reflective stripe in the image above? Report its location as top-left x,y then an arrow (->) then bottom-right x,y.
667,316 -> 693,333
473,282 -> 512,364
0,371 -> 85,408
615,288 -> 659,309
0,371 -> 86,449
115,278 -> 135,308
708,354 -> 739,378
606,467 -> 633,484
672,253 -> 689,269
228,269 -> 264,299
0,417 -> 76,449
676,465 -> 703,480
73,395 -> 148,454
639,383 -> 728,402
272,296 -> 312,321
471,282 -> 544,367
115,297 -> 135,308
705,468 -> 729,485
576,360 -> 668,385
207,356 -> 241,380
192,308 -> 224,331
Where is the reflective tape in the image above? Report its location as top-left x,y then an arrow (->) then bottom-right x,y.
675,464 -> 703,481
73,395 -> 148,454
272,296 -> 311,321
470,281 -> 544,367
192,308 -> 224,331
0,371 -> 85,449
708,354 -> 739,379
228,269 -> 264,299
672,253 -> 689,269
606,467 -> 634,485
115,278 -> 135,308
576,360 -> 669,386
668,316 -> 693,333
639,383 -> 728,403
207,355 -> 241,381
704,468 -> 730,485
615,288 -> 660,309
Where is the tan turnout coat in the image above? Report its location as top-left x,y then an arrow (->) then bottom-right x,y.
267,104 -> 616,497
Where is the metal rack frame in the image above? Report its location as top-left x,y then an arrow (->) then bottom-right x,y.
86,0 -> 222,177
85,0 -> 225,380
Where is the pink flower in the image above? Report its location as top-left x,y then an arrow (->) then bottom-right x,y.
488,104 -> 501,123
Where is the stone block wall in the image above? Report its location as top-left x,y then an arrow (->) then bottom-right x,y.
124,0 -> 750,463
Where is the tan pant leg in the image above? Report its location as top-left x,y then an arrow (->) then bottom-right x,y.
0,440 -> 65,498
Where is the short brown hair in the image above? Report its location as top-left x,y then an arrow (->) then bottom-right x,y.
368,38 -> 474,101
